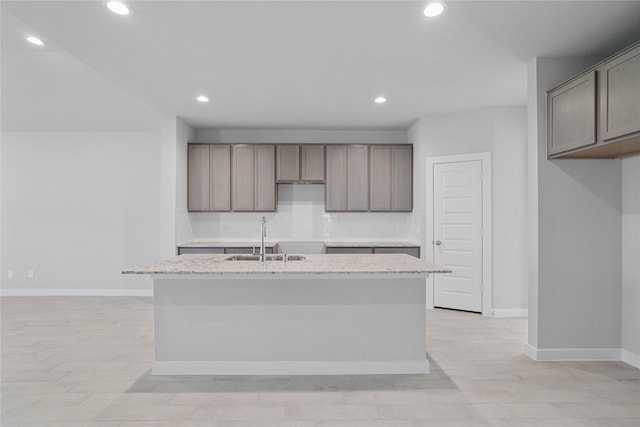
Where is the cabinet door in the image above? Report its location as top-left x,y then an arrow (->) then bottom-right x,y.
347,145 -> 369,211
188,144 -> 210,211
599,45 -> 640,142
254,145 -> 276,211
209,145 -> 231,211
232,145 -> 255,211
276,145 -> 300,182
369,145 -> 391,211
301,145 -> 325,182
547,71 -> 596,156
325,145 -> 348,211
391,145 -> 412,211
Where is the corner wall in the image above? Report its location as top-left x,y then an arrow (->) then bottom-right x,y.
527,57 -> 623,359
622,156 -> 640,367
176,118 -> 195,245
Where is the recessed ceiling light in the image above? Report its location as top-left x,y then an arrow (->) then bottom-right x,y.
374,97 -> 387,104
423,2 -> 446,17
107,1 -> 130,16
196,95 -> 210,103
26,36 -> 44,46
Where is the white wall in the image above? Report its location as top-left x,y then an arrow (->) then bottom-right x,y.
527,57 -> 623,357
492,108 -> 528,311
408,106 -> 528,313
189,185 -> 414,242
183,128 -> 417,244
622,156 -> 640,366
176,118 -> 195,245
1,131 -> 162,294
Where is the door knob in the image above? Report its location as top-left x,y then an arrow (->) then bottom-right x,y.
434,240 -> 442,245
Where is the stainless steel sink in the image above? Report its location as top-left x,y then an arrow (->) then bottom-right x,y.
225,254 -> 306,261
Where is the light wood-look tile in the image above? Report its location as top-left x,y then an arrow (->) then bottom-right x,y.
1,296 -> 639,426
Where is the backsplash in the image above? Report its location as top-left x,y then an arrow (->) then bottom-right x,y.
189,185 -> 417,242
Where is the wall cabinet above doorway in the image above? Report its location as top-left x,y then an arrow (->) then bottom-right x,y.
547,40 -> 640,159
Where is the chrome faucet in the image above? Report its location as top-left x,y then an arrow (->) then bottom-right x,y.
259,216 -> 267,262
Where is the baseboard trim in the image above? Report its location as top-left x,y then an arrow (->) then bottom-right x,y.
152,360 -> 430,375
622,349 -> 640,369
492,308 -> 528,317
0,288 -> 153,297
524,344 -> 622,361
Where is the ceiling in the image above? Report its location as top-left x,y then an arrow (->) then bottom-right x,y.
2,1 -> 640,132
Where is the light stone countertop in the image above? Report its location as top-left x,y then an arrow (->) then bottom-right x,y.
178,241 -> 419,248
324,241 -> 420,247
123,253 -> 450,275
178,241 -> 278,248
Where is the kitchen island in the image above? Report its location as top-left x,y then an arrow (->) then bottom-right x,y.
124,253 -> 449,375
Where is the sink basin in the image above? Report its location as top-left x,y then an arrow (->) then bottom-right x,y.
225,254 -> 305,261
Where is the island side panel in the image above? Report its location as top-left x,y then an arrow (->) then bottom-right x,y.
153,276 -> 427,375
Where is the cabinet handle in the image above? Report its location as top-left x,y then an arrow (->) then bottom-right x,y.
434,240 -> 442,246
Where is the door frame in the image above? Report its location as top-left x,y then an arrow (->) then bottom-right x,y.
425,152 -> 492,316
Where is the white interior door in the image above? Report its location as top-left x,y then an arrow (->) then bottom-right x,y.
433,160 -> 483,312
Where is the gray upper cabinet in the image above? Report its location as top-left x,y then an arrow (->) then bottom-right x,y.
276,144 -> 324,182
192,142 -> 411,213
369,146 -> 392,211
391,145 -> 413,211
209,145 -> 231,211
301,145 -> 325,182
547,71 -> 596,157
232,145 -> 255,211
548,40 -> 640,159
346,145 -> 369,211
325,145 -> 348,211
369,145 -> 413,212
598,43 -> 640,142
188,144 -> 211,211
254,145 -> 276,211
276,145 -> 300,182
324,144 -> 368,212
188,144 -> 231,212
232,144 -> 276,212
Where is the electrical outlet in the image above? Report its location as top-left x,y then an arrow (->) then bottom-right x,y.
28,270 -> 34,279
7,270 -> 14,279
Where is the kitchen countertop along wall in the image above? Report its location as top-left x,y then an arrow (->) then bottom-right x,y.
178,241 -> 421,248
124,253 -> 448,275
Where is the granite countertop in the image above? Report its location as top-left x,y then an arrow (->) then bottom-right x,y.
178,241 -> 420,248
324,241 -> 420,247
123,254 -> 450,275
178,241 -> 278,248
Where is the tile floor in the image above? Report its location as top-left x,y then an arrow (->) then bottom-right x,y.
1,296 -> 638,426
